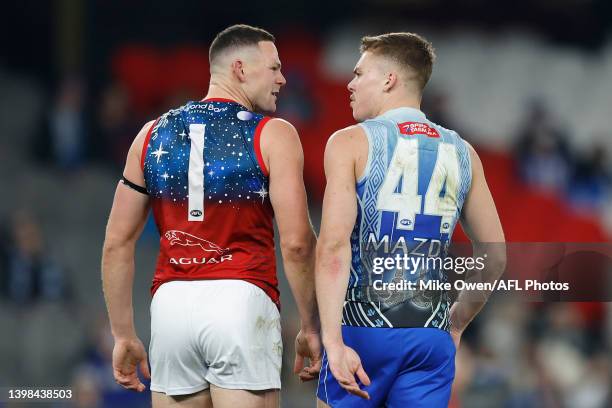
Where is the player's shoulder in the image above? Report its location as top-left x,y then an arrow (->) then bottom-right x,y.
358,116 -> 391,134
327,124 -> 366,147
258,117 -> 304,169
136,102 -> 193,152
427,119 -> 478,165
131,119 -> 157,154
461,138 -> 476,154
331,124 -> 364,137
462,139 -> 481,169
156,102 -> 191,126
427,118 -> 462,140
324,125 -> 367,162
137,119 -> 156,139
260,117 -> 301,148
263,117 -> 298,134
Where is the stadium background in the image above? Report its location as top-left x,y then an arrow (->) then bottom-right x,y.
0,0 -> 611,406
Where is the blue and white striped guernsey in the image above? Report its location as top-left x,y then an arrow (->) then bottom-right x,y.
343,107 -> 472,330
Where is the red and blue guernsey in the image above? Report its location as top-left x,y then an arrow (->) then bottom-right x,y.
141,99 -> 278,306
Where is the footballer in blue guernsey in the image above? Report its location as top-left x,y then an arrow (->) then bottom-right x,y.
316,33 -> 506,407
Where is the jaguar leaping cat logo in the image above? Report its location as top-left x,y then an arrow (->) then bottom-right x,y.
164,230 -> 229,255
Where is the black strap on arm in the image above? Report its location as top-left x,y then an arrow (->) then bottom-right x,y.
121,176 -> 149,195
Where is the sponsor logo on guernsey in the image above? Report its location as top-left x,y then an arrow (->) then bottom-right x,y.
398,122 -> 440,138
164,230 -> 232,265
205,103 -> 229,113
189,103 -> 230,113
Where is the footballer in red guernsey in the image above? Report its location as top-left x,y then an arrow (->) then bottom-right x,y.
102,25 -> 321,408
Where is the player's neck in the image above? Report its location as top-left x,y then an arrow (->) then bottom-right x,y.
204,83 -> 254,111
376,95 -> 421,117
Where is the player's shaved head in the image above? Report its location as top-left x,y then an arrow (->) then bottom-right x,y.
206,24 -> 284,113
360,32 -> 436,92
209,24 -> 275,68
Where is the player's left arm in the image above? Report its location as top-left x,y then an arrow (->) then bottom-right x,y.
316,126 -> 371,399
101,120 -> 154,392
262,118 -> 321,381
451,142 -> 506,347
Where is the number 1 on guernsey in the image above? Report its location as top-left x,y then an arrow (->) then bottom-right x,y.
188,124 -> 205,221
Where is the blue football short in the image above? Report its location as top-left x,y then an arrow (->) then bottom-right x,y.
316,326 -> 455,407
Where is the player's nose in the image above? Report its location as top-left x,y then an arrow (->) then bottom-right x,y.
347,78 -> 355,93
277,71 -> 286,86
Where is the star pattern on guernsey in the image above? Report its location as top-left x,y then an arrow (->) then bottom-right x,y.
151,143 -> 169,163
253,185 -> 268,203
143,100 -> 269,205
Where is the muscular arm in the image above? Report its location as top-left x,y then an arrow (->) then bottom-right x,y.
451,143 -> 506,336
315,127 -> 361,347
101,121 -> 153,391
315,127 -> 371,398
262,118 -> 321,381
262,119 -> 318,331
102,121 -> 153,339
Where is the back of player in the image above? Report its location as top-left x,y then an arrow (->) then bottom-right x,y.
315,32 -> 489,408
346,108 -> 471,329
143,100 -> 283,396
318,108 -> 471,408
143,99 -> 278,304
103,24 -> 322,408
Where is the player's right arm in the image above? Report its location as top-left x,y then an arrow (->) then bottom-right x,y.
261,118 -> 321,381
101,120 -> 154,392
452,143 -> 506,347
315,126 -> 371,400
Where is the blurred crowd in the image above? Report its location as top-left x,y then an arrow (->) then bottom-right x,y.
515,100 -> 611,215
1,25 -> 611,408
0,210 -> 70,305
452,300 -> 611,408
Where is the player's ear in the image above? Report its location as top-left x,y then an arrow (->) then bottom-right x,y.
231,60 -> 247,82
383,72 -> 397,92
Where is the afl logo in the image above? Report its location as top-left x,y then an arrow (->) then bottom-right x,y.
190,210 -> 202,217
400,219 -> 411,226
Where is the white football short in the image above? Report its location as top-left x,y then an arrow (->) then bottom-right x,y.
149,279 -> 282,395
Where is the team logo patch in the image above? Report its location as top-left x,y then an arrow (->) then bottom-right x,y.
165,230 -> 229,255
398,122 -> 440,138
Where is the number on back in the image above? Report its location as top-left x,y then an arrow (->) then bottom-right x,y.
188,124 -> 206,221
376,137 -> 459,233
